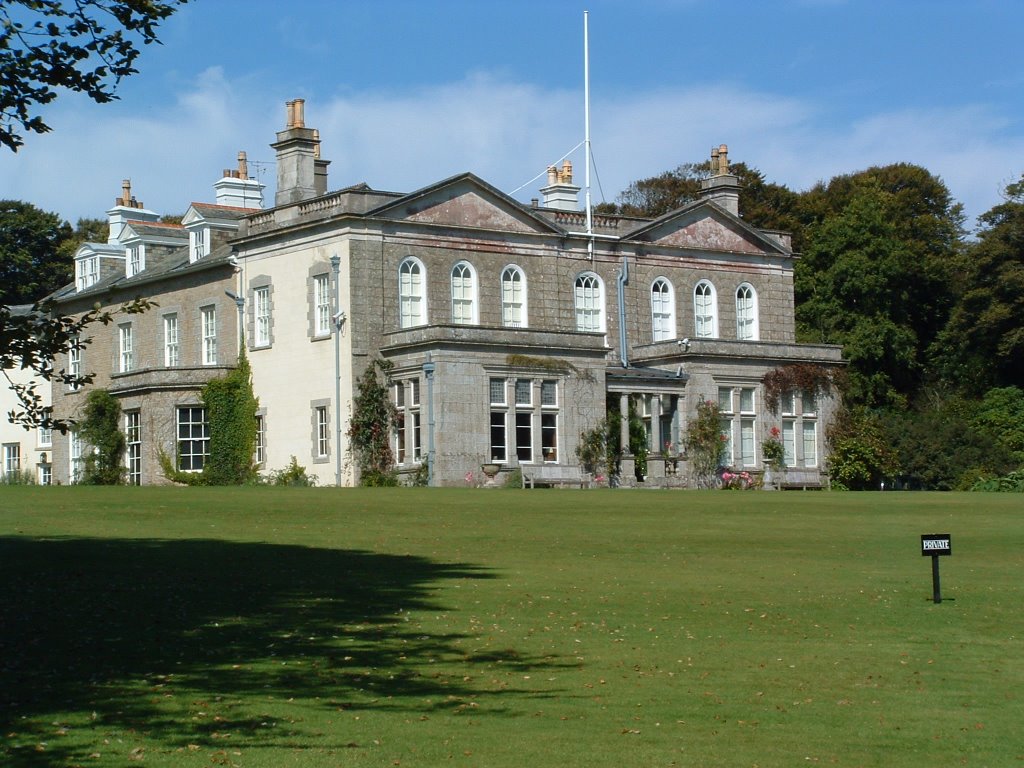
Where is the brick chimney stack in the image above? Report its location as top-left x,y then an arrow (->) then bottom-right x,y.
214,150 -> 265,209
106,179 -> 159,243
700,143 -> 741,216
272,98 -> 330,206
540,159 -> 581,211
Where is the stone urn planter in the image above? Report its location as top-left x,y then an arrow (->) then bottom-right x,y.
481,463 -> 501,487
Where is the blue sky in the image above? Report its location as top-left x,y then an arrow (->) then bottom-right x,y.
2,0 -> 1022,229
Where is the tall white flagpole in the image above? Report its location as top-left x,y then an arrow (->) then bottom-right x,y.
584,10 -> 594,261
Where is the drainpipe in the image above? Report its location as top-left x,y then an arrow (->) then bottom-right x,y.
422,354 -> 436,486
617,256 -> 629,368
330,253 -> 342,487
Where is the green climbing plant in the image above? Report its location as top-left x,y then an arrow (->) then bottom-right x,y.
79,389 -> 125,485
158,353 -> 258,486
348,358 -> 398,487
201,352 -> 259,485
685,399 -> 726,489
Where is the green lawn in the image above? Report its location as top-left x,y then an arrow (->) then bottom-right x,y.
1,487 -> 1021,767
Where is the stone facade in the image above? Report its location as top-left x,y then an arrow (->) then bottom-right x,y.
45,101 -> 843,488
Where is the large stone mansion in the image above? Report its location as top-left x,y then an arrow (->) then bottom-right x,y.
34,99 -> 842,487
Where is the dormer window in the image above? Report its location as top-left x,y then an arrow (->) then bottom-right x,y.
76,256 -> 99,291
190,227 -> 208,262
126,244 -> 145,277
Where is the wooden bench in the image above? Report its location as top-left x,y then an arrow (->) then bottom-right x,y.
521,464 -> 589,489
779,469 -> 827,490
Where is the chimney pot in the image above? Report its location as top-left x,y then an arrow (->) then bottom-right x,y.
547,165 -> 558,185
237,151 -> 248,179
293,98 -> 305,128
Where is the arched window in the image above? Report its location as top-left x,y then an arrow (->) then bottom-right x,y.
694,280 -> 718,338
451,261 -> 477,324
501,265 -> 527,328
651,278 -> 675,342
736,283 -> 758,340
399,257 -> 426,328
574,272 -> 605,333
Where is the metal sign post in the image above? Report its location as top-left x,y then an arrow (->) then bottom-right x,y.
921,533 -> 951,603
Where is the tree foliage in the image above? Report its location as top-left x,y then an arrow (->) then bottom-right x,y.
348,358 -> 398,487
0,200 -> 73,304
882,394 -> 1017,490
935,174 -> 1024,392
0,0 -> 189,151
825,407 -> 899,491
79,388 -> 124,484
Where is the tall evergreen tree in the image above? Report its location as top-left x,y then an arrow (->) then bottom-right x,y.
935,174 -> 1024,392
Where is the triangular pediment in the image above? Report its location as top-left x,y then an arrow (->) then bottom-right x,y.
371,174 -> 563,235
630,201 -> 788,256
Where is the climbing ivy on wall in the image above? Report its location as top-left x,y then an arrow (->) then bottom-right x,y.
763,363 -> 837,413
158,353 -> 258,486
348,358 -> 398,486
201,352 -> 259,485
79,388 -> 125,485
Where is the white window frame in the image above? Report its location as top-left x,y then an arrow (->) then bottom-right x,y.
163,314 -> 179,367
77,256 -> 99,291
254,286 -> 271,347
574,272 -> 605,333
177,406 -> 209,472
651,277 -> 675,342
399,257 -> 426,328
125,410 -> 141,485
451,261 -> 478,325
736,283 -> 758,341
315,405 -> 330,458
694,280 -> 718,338
255,413 -> 266,467
68,338 -> 82,391
127,244 -> 145,277
118,323 -> 133,373
3,443 -> 20,479
201,306 -> 217,365
313,274 -> 331,337
69,430 -> 84,482
501,265 -> 527,328
190,227 -> 207,262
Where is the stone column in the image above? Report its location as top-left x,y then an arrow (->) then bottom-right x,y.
617,392 -> 634,484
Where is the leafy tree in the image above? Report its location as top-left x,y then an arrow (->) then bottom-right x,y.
883,394 -> 1016,490
0,200 -> 73,304
79,388 -> 124,484
0,0 -> 189,151
56,217 -> 109,265
796,182 -> 921,407
2,297 -> 151,431
935,174 -> 1024,392
972,386 -> 1024,465
348,358 -> 398,487
600,159 -> 801,236
575,419 -> 610,477
825,407 -> 899,490
796,163 -> 964,393
685,399 -> 725,489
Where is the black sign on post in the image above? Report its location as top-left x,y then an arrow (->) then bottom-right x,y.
921,534 -> 951,603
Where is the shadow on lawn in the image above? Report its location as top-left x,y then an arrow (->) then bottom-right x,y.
0,536 -> 569,764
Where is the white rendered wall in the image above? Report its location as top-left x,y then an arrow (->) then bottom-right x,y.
240,235 -> 354,486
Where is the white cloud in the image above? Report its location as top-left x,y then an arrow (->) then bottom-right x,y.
1,70 -> 1019,229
